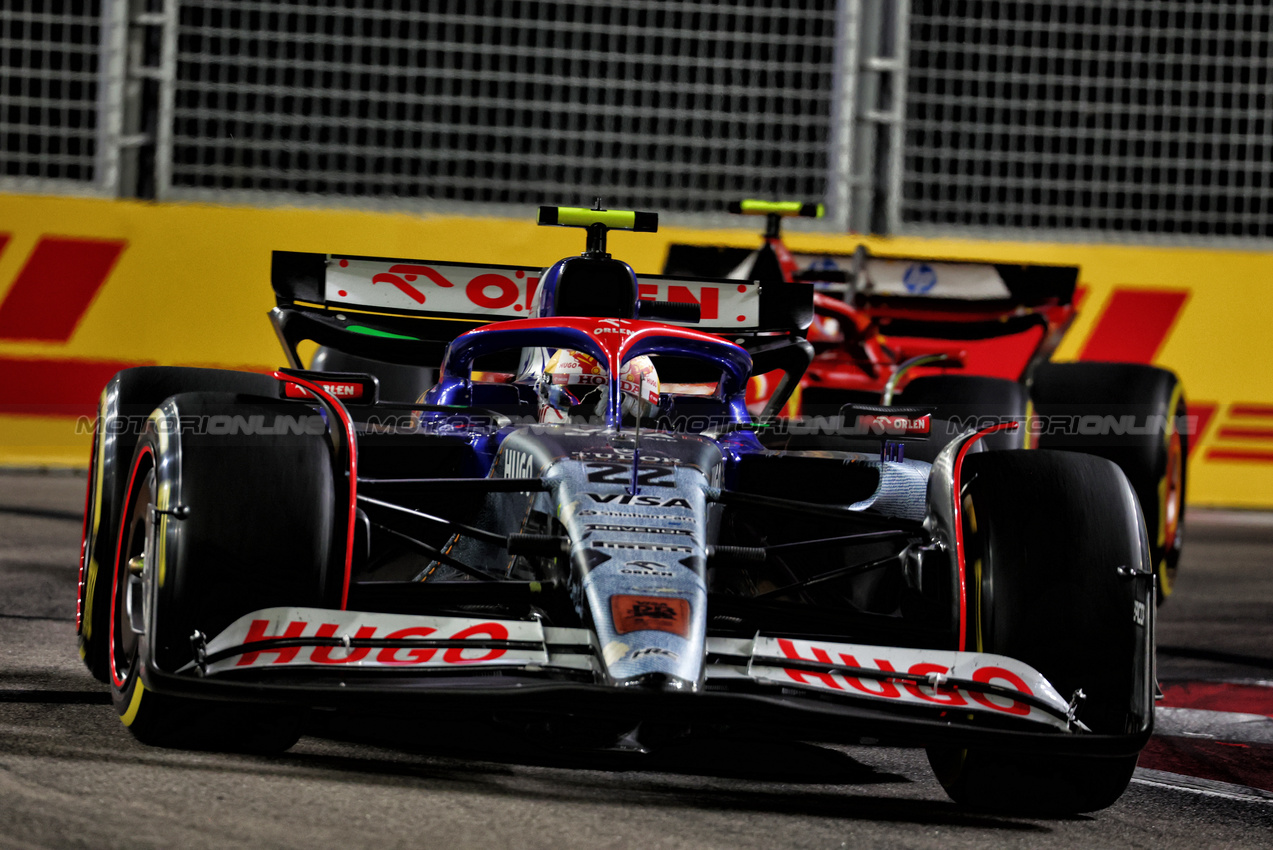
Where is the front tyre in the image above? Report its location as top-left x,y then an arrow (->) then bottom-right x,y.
926,450 -> 1153,815
107,393 -> 331,753
78,367 -> 280,682
927,748 -> 1138,817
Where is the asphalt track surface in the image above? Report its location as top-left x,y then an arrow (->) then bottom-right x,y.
1,470 -> 1270,849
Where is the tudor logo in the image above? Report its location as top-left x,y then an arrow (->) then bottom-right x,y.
573,450 -> 676,464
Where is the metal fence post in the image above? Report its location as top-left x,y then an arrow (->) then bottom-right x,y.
96,0 -> 129,196
847,0 -> 907,235
827,0 -> 861,232
118,0 -> 175,198
883,0 -> 909,236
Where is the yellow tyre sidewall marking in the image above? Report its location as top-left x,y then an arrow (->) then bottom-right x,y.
1156,383 -> 1183,596
120,680 -> 146,727
82,395 -> 110,639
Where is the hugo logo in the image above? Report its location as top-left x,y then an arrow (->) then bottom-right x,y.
234,619 -> 512,666
502,449 -> 535,478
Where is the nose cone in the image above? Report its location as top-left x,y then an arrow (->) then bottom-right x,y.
542,432 -> 722,691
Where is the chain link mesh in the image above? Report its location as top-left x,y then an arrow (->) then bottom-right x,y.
11,1 -> 1270,245
167,0 -> 838,214
903,0 -> 1273,240
0,0 -> 104,191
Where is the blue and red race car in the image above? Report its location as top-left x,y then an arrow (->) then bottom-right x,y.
77,206 -> 1156,815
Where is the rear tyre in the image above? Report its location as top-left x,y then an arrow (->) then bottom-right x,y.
926,450 -> 1153,814
109,391 -> 335,752
310,346 -> 435,403
1031,362 -> 1187,603
79,367 -> 279,682
898,375 -> 1028,451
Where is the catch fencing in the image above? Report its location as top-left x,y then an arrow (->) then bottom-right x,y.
4,0 -> 1270,242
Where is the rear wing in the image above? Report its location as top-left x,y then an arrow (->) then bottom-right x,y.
272,251 -> 812,368
805,253 -> 1078,308
666,244 -> 1076,306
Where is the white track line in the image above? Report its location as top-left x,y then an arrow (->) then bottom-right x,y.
1185,508 -> 1273,528
1155,706 -> 1273,744
1132,768 -> 1273,804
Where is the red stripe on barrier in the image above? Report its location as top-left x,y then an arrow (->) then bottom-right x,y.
0,233 -> 9,257
0,356 -> 150,417
1206,448 -> 1273,463
0,357 -> 278,419
1230,404 -> 1273,418
1217,427 -> 1273,440
1078,288 -> 1188,364
0,237 -> 127,342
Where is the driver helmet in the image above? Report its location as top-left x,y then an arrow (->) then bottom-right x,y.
538,350 -> 660,424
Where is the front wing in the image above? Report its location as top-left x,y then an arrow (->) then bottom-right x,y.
153,607 -> 1148,754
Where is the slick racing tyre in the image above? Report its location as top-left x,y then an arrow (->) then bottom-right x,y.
108,391 -> 336,752
926,450 -> 1154,815
1030,362 -> 1187,603
897,375 -> 1029,451
79,367 -> 279,683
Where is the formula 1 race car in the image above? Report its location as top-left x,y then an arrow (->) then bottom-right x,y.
666,200 -> 1187,601
77,207 -> 1155,815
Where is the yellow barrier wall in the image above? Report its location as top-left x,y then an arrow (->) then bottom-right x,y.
1,194 -> 1270,506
